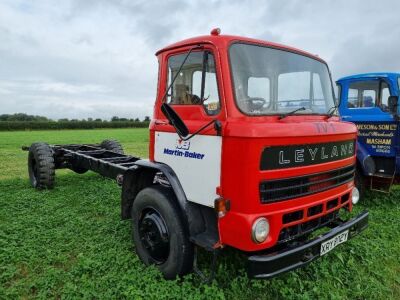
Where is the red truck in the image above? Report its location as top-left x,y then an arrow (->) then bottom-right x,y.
25,29 -> 368,280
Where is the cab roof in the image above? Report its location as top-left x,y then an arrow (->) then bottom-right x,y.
337,72 -> 400,83
155,33 -> 326,64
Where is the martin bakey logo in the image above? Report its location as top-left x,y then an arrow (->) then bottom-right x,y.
176,140 -> 191,150
163,139 -> 205,160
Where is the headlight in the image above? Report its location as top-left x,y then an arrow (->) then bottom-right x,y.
252,217 -> 270,243
352,187 -> 360,204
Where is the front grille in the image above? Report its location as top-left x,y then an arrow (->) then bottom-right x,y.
282,210 -> 303,224
278,192 -> 351,244
259,165 -> 354,203
308,204 -> 323,217
278,210 -> 339,244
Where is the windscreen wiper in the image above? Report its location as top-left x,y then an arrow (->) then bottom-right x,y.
326,105 -> 338,117
279,107 -> 306,120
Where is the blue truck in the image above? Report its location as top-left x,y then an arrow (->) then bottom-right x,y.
337,73 -> 399,197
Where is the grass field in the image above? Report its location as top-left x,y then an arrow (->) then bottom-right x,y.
0,128 -> 399,299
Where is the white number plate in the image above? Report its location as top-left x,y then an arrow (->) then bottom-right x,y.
320,230 -> 349,256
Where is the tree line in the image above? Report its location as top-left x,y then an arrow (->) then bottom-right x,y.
0,113 -> 151,122
0,113 -> 151,131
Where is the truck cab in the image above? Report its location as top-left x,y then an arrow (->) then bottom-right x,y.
337,73 -> 400,194
148,30 -> 367,277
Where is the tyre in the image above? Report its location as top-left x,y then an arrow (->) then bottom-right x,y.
354,168 -> 366,200
28,142 -> 55,189
131,186 -> 194,279
100,139 -> 124,154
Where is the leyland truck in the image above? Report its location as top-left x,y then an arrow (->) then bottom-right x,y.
24,29 -> 368,280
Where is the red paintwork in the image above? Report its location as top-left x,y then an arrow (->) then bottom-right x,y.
149,33 -> 358,252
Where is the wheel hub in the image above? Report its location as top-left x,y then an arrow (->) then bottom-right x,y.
138,208 -> 170,264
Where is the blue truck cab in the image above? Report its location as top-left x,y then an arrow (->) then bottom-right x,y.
337,73 -> 400,196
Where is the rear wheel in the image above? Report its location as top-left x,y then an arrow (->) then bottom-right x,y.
131,186 -> 194,279
100,139 -> 124,154
28,143 -> 55,189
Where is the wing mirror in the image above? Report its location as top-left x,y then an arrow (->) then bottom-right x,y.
160,103 -> 189,138
388,95 -> 398,114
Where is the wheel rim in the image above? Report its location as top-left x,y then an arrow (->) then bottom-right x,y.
138,208 -> 170,264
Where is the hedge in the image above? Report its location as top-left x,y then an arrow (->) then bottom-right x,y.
0,121 -> 150,131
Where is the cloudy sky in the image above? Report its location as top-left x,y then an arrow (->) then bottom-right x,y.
1,0 -> 399,120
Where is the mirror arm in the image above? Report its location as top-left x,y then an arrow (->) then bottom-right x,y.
214,120 -> 222,136
179,119 -> 220,141
161,45 -> 204,103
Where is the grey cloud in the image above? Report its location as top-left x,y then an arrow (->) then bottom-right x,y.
1,0 -> 399,120
73,34 -> 93,45
69,0 -> 186,46
331,32 -> 400,79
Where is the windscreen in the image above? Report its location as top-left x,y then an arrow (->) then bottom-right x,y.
229,43 -> 335,116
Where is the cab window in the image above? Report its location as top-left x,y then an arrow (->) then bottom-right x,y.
167,51 -> 220,115
312,73 -> 324,106
380,81 -> 390,111
347,81 -> 378,108
362,90 -> 376,107
248,77 -> 271,105
347,88 -> 358,108
278,72 -> 310,106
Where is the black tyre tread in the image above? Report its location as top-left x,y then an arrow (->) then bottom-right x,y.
355,168 -> 366,200
131,185 -> 194,279
100,139 -> 124,154
28,142 -> 55,189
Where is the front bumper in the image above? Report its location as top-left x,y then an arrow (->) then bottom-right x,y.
247,210 -> 369,279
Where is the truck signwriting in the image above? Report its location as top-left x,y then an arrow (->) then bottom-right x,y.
261,140 -> 355,169
356,122 -> 397,155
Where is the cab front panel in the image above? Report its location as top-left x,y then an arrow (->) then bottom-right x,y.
218,120 -> 357,251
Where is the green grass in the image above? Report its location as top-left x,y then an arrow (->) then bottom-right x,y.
0,128 -> 399,299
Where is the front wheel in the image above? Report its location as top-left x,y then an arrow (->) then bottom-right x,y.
354,168 -> 366,201
131,186 -> 194,279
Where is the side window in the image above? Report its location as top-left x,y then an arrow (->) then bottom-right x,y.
247,77 -> 270,105
380,81 -> 390,111
192,71 -> 220,114
348,80 -> 378,108
167,51 -> 220,115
